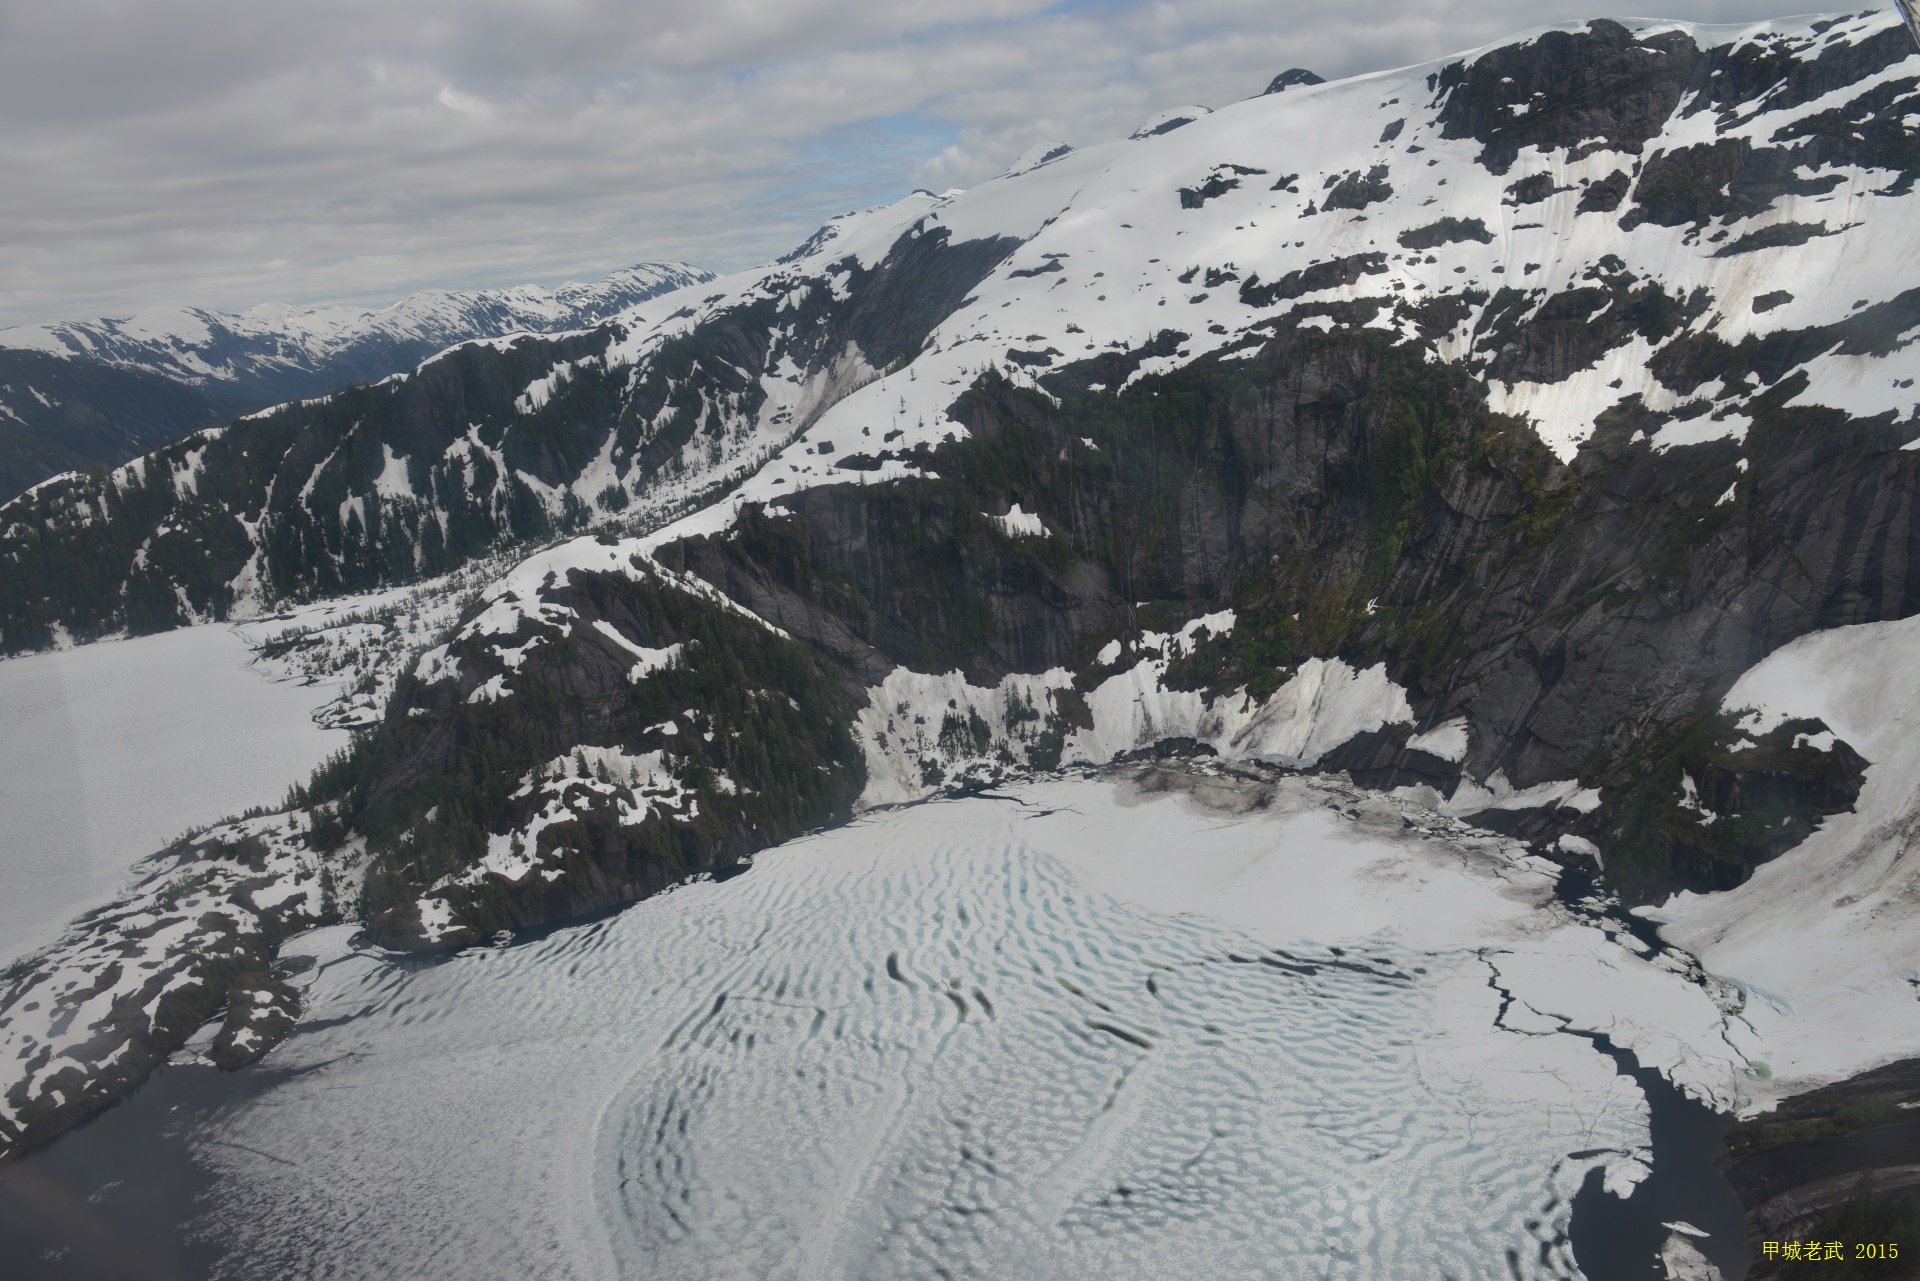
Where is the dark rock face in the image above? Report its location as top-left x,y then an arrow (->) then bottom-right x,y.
1479,261 -> 1710,388
1436,17 -> 1916,203
1264,68 -> 1326,95
1576,169 -> 1632,214
1136,113 -> 1205,138
1397,218 -> 1494,250
646,305 -> 1918,901
1651,289 -> 1920,402
658,481 -> 1126,688
0,350 -> 226,503
1323,165 -> 1394,211
1695,19 -> 1915,125
1622,138 -> 1848,230
1497,712 -> 1870,899
1714,221 -> 1840,257
1347,406 -> 1916,898
662,324 -> 1487,694
1239,254 -> 1389,307
1723,1059 -> 1920,1272
1180,164 -> 1268,209
1434,20 -> 1703,175
832,228 -> 1024,371
209,960 -> 309,1071
1502,173 -> 1564,207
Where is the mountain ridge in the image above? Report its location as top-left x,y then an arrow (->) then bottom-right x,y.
0,262 -> 715,407
0,262 -> 714,504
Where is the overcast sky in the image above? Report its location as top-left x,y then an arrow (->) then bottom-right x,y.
0,0 -> 1805,326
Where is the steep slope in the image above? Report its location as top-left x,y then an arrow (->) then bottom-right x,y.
7,13 -> 1913,660
299,6 -> 1919,981
0,350 -> 227,502
0,220 -> 1017,650
621,8 -> 1918,898
5,10 -> 1920,1177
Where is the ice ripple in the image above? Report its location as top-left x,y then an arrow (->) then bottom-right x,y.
192,780 -> 1657,1281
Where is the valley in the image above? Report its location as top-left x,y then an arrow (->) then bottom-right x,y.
3,9 -> 1920,1278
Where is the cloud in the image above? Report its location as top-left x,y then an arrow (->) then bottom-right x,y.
0,0 -> 1793,326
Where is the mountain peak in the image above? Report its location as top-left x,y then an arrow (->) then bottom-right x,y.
1007,140 -> 1075,176
1262,68 -> 1326,95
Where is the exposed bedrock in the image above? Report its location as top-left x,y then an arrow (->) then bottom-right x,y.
1723,1059 -> 1920,1274
659,318 -> 1920,900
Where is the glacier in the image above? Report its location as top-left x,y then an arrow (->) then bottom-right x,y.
184,767 -> 1742,1281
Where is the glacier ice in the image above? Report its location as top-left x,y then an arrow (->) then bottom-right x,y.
187,769 -> 1740,1280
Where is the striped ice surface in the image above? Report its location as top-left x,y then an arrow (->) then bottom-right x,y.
188,768 -> 1737,1281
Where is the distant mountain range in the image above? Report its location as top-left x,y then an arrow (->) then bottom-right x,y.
0,263 -> 714,500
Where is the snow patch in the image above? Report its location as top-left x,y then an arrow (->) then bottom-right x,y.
1131,105 -> 1213,138
983,503 -> 1046,538
1406,717 -> 1469,762
592,620 -> 683,683
1658,613 -> 1920,1107
373,445 -> 413,500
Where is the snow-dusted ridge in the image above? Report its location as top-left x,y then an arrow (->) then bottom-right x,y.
7,9 -> 1916,654
0,261 -> 714,404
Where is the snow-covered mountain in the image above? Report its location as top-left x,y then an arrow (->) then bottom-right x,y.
5,12 -> 1920,1265
0,261 -> 714,408
8,12 -> 1914,653
0,261 -> 714,504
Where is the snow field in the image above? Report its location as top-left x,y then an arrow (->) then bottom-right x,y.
1656,613 -> 1920,1108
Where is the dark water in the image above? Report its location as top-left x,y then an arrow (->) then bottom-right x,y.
1548,866 -> 1753,1279
0,1060 -> 242,1281
1567,1031 -> 1753,1280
